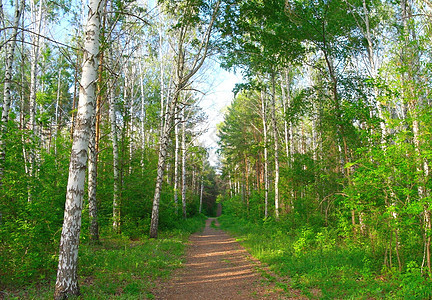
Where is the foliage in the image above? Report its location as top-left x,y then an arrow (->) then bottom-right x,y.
218,213 -> 432,299
2,214 -> 206,299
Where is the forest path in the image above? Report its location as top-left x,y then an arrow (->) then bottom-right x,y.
153,218 -> 284,299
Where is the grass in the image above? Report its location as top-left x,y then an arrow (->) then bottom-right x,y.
218,215 -> 432,299
2,215 -> 206,300
210,218 -> 219,229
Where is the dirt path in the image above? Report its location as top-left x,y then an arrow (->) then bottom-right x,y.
154,218 -> 283,299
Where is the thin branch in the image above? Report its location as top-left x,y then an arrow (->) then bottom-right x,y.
0,26 -> 80,50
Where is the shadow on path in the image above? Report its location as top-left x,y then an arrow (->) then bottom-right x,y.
154,218 -> 283,299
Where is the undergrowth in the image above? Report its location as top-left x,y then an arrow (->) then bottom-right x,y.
2,214 -> 206,300
218,215 -> 432,299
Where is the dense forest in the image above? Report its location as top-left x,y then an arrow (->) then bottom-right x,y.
1,0 -> 432,298
217,0 -> 432,298
0,0 -> 222,298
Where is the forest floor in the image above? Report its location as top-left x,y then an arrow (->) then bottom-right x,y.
152,218 -> 291,299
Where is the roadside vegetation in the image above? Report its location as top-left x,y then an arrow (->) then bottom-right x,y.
2,215 -> 206,300
219,202 -> 432,299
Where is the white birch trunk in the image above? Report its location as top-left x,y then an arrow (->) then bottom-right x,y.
229,175 -> 233,197
261,91 -> 269,219
28,0 -> 44,182
109,81 -> 120,233
0,0 -> 4,43
0,0 -> 24,184
149,91 -> 178,238
54,68 -> 61,155
199,176 -> 204,214
87,39 -> 104,243
174,107 -> 179,214
88,114 -> 99,242
126,70 -> 134,175
139,60 -> 146,168
54,0 -> 103,297
281,70 -> 290,160
158,14 -> 165,134
271,75 -> 280,219
1,0 -> 24,123
181,108 -> 187,219
149,0 -> 220,237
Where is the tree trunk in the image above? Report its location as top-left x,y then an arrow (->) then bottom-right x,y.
149,90 -> 179,238
88,113 -> 99,242
0,0 -> 4,43
109,79 -> 120,233
271,74 -> 280,220
158,11 -> 165,135
87,27 -> 105,242
70,60 -> 79,141
28,0 -> 44,183
149,0 -> 220,238
281,69 -> 291,160
229,175 -> 233,197
54,0 -> 104,297
181,107 -> 187,219
174,107 -> 180,214
199,176 -> 204,214
138,60 -> 146,169
54,68 -> 61,155
261,91 -> 269,219
0,0 -> 24,185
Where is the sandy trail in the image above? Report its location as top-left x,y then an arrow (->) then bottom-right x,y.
154,218 -> 282,299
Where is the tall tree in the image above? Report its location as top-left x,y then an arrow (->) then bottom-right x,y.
0,0 -> 24,186
181,106 -> 187,218
149,0 -> 221,238
54,0 -> 104,297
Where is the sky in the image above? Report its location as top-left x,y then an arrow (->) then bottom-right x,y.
4,0 -> 240,168
197,68 -> 242,167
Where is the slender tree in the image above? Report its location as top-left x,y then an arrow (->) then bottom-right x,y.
149,0 -> 221,238
0,0 -> 25,186
181,106 -> 187,218
54,0 -> 104,297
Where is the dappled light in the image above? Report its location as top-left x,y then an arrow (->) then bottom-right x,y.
153,218 -> 280,299
2,0 -> 432,298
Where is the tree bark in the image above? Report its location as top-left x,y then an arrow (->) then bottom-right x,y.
138,60 -> 146,169
28,0 -> 44,183
53,68 -> 61,154
109,79 -> 120,233
149,0 -> 221,238
199,176 -> 204,214
54,0 -> 104,298
87,24 -> 105,242
88,113 -> 99,242
149,90 -> 179,238
174,107 -> 180,214
271,74 -> 280,220
261,91 -> 269,219
181,107 -> 187,219
0,0 -> 24,185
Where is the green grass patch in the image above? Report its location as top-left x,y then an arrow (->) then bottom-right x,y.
210,218 -> 219,229
218,215 -> 432,299
2,215 -> 206,299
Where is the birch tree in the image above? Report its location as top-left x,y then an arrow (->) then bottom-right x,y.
0,0 -> 24,185
149,0 -> 221,238
260,90 -> 269,218
54,0 -> 104,297
270,73 -> 280,219
174,107 -> 180,214
181,106 -> 187,218
109,79 -> 120,233
28,0 -> 44,182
